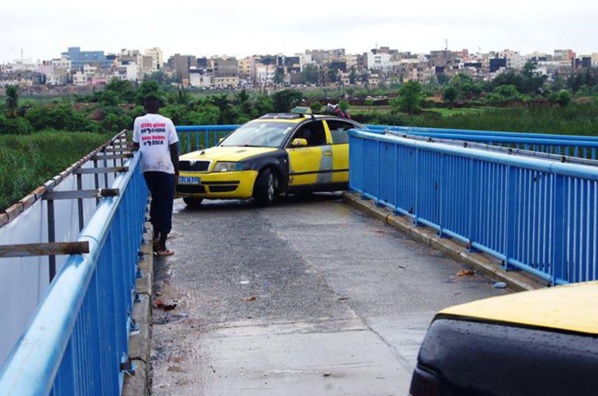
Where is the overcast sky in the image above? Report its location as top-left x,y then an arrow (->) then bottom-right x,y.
2,0 -> 597,64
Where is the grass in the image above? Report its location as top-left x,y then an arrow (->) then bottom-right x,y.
352,105 -> 598,136
0,131 -> 116,212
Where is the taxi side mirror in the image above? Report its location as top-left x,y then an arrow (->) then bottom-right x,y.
291,138 -> 308,147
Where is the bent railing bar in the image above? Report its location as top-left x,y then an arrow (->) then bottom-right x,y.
0,242 -> 90,258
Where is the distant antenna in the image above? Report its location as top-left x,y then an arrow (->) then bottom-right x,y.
445,39 -> 448,51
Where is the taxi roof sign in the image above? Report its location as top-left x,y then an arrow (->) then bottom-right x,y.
291,106 -> 312,115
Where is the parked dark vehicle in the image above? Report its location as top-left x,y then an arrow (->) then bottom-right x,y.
409,281 -> 598,396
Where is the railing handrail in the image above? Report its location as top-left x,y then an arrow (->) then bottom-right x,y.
0,152 -> 144,395
349,128 -> 598,285
351,129 -> 598,178
368,125 -> 598,142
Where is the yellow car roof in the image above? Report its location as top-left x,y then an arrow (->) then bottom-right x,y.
439,281 -> 598,335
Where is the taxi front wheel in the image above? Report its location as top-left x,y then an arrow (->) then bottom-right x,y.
183,197 -> 203,208
254,168 -> 278,207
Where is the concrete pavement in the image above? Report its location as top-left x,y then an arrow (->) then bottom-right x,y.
124,191 -> 546,395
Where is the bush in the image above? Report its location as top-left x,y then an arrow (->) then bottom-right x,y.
0,131 -> 114,211
25,103 -> 97,132
0,115 -> 33,135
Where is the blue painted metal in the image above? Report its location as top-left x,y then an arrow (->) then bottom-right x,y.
349,128 -> 598,285
366,125 -> 598,160
176,125 -> 239,154
0,152 -> 148,395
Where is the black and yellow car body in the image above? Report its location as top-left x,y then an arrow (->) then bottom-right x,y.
409,281 -> 598,396
175,112 -> 365,206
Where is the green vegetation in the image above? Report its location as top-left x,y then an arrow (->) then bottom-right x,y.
0,132 -> 113,211
2,60 -> 598,211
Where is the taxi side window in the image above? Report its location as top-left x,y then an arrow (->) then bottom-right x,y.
327,120 -> 355,144
293,121 -> 326,147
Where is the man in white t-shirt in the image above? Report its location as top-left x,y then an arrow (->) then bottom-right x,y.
132,94 -> 179,256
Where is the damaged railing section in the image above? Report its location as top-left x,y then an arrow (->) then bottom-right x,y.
0,143 -> 149,395
349,129 -> 598,286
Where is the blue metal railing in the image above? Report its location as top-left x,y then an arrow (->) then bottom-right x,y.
176,125 -> 238,154
0,152 -> 148,395
349,129 -> 598,285
368,125 -> 598,160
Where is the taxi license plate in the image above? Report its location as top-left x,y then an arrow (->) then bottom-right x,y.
179,176 -> 200,184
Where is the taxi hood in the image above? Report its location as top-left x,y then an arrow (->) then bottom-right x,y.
438,281 -> 598,335
180,146 -> 278,162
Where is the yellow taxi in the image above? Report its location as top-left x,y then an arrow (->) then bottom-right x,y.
409,281 -> 598,396
176,108 -> 365,206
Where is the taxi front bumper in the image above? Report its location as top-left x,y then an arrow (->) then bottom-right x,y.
175,170 -> 259,200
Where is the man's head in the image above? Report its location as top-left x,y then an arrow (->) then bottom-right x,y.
144,94 -> 161,114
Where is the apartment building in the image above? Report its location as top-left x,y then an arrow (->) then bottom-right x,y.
2,44 -> 598,91
62,47 -> 112,70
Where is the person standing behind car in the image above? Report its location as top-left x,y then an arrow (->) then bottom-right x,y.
131,94 -> 179,256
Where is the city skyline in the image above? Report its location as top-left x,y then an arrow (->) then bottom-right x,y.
2,0 -> 598,64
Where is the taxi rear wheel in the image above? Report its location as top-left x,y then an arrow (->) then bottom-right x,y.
254,168 -> 278,207
183,197 -> 203,207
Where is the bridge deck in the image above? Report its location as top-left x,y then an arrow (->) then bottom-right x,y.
140,193 -> 539,395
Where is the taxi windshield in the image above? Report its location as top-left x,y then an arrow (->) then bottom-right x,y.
220,121 -> 294,148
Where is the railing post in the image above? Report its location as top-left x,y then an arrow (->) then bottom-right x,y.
504,165 -> 519,270
47,198 -> 56,282
551,174 -> 566,284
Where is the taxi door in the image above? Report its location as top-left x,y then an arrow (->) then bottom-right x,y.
286,120 -> 333,188
324,119 -> 354,184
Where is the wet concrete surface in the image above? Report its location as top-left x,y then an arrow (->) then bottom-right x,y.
150,193 -> 509,395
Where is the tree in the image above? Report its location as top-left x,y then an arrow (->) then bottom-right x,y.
233,89 -> 253,117
555,90 -> 572,107
168,87 -> 192,106
328,68 -> 339,85
442,86 -> 459,108
273,67 -> 285,86
209,93 -> 237,124
135,81 -> 160,105
392,80 -> 424,114
520,61 -> 548,95
271,89 -> 303,112
349,66 -> 358,85
436,73 -> 450,85
145,70 -> 168,84
302,64 -> 319,85
5,85 -> 19,118
103,78 -> 136,104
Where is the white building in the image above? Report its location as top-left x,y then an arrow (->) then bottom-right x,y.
144,47 -> 164,72
507,54 -> 529,70
189,69 -> 211,88
366,51 -> 392,72
51,58 -> 71,70
72,70 -> 88,86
